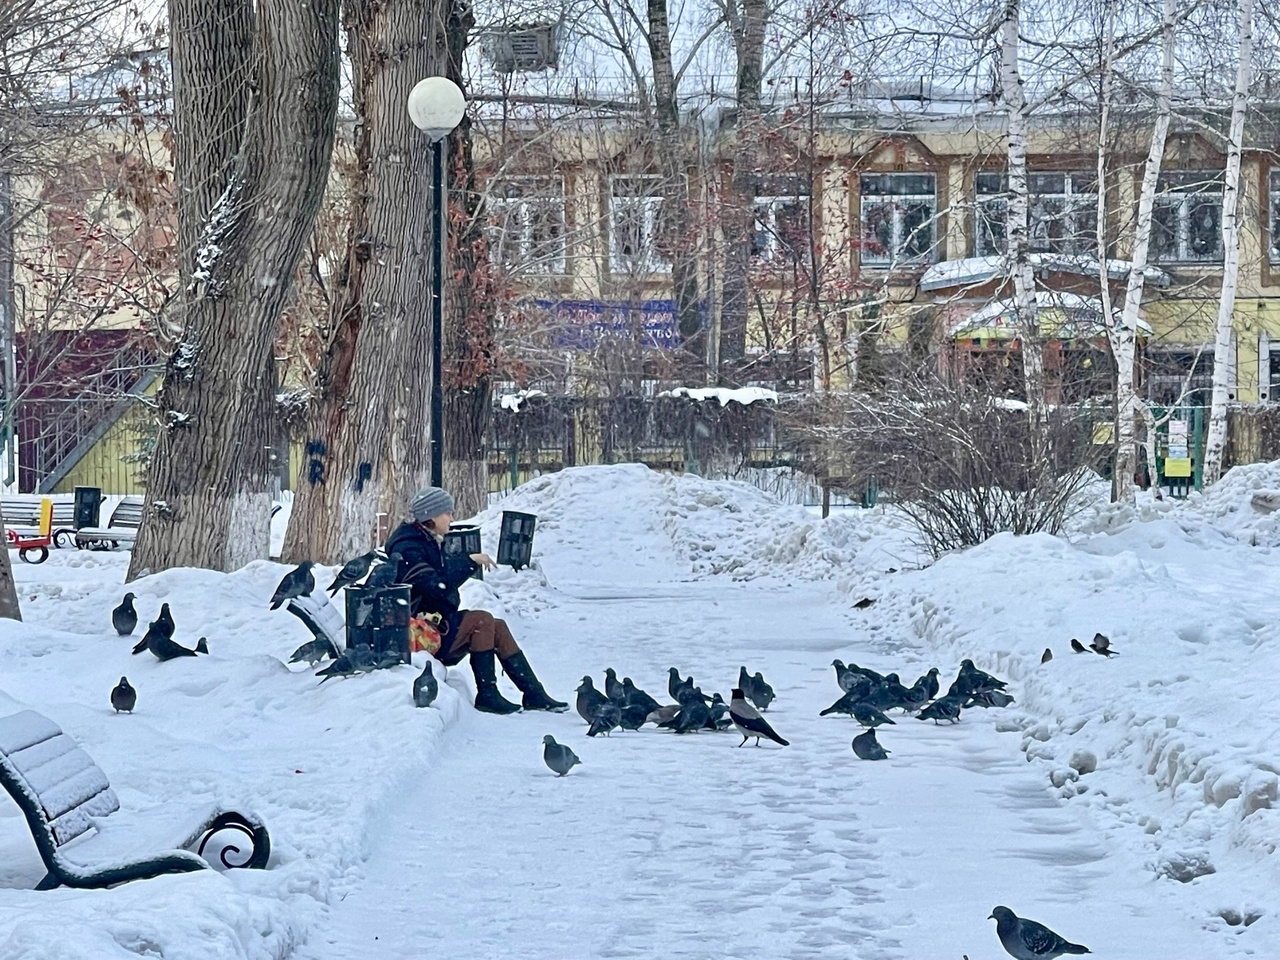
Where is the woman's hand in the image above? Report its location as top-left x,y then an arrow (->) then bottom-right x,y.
470,552 -> 496,571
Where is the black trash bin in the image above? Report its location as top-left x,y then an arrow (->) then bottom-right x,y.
443,524 -> 483,581
73,486 -> 102,529
496,511 -> 537,570
344,584 -> 411,665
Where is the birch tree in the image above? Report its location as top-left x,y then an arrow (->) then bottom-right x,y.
1202,0 -> 1254,483
129,0 -> 340,577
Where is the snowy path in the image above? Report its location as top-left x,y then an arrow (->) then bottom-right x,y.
294,574 -> 1236,960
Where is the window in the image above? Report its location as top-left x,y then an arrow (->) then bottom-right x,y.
974,171 -> 1098,257
488,176 -> 566,274
752,194 -> 809,263
1150,171 -> 1223,263
608,175 -> 667,274
1270,169 -> 1280,264
859,173 -> 936,267
1145,347 -> 1213,405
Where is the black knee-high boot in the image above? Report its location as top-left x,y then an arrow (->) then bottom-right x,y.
469,649 -> 521,714
501,651 -> 568,712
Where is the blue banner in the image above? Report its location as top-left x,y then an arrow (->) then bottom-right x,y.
530,299 -> 687,350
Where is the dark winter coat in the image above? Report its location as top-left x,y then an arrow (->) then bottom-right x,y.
384,521 -> 478,643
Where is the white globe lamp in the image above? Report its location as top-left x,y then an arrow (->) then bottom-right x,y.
407,77 -> 467,142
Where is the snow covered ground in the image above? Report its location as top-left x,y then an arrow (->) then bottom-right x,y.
0,463 -> 1277,958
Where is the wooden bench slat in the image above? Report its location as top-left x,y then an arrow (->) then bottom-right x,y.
0,711 -> 61,754
50,789 -> 121,846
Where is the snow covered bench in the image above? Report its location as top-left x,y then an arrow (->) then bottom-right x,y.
0,710 -> 271,889
74,497 -> 144,550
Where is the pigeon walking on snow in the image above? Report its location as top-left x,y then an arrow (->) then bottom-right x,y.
112,593 -> 138,636
989,906 -> 1090,960
576,676 -> 609,724
1041,647 -> 1053,664
145,626 -> 199,661
542,736 -> 581,777
328,550 -> 382,594
1089,633 -> 1116,657
747,671 -> 775,711
586,701 -> 621,737
603,668 -> 626,703
668,667 -> 693,702
621,678 -> 659,716
290,637 -> 339,666
155,603 -> 176,639
917,694 -> 963,724
851,727 -> 889,760
270,561 -> 316,610
729,688 -> 789,747
413,660 -> 438,708
1070,638 -> 1087,654
110,677 -> 136,713
316,654 -> 356,683
195,637 -> 209,655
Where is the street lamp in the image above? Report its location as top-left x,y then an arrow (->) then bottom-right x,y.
407,76 -> 467,487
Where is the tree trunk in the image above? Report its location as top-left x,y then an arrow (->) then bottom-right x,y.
718,0 -> 766,373
1112,0 -> 1175,501
1203,0 -> 1254,483
282,0 -> 445,564
129,0 -> 340,578
1001,0 -> 1047,473
644,0 -> 703,369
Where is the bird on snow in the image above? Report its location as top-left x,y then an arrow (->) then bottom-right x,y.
155,603 -> 176,639
576,676 -> 609,724
112,593 -> 138,636
363,554 -> 403,590
621,678 -> 660,716
270,561 -> 316,610
853,597 -> 876,609
413,660 -> 438,708
1041,647 -> 1053,664
899,672 -> 935,710
729,688 -> 789,747
966,689 -> 1016,709
851,727 -> 889,760
850,701 -> 896,728
316,654 -> 356,683
348,644 -> 378,673
737,665 -> 756,701
619,701 -> 650,731
603,667 -> 626,703
1089,632 -> 1116,657
145,625 -> 199,662
328,550 -> 382,595
374,650 -> 404,670
646,703 -> 681,726
917,694 -> 963,724
818,680 -> 872,717
949,659 -> 1007,698
1070,638 -> 1087,654
586,701 -> 621,737
668,667 -> 694,702
748,671 -> 775,711
669,698 -> 711,734
110,677 -> 136,714
195,637 -> 209,655
706,693 -> 733,730
289,637 -> 339,666
911,667 -> 940,701
989,906 -> 1090,960
542,735 -> 581,777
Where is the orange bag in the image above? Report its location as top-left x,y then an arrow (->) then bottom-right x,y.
409,614 -> 444,655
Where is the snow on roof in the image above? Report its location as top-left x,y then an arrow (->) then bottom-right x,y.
949,290 -> 1153,337
920,254 -> 1172,292
658,386 -> 778,406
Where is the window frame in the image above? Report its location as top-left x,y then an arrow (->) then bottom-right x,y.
1144,345 -> 1214,406
1269,168 -> 1280,266
1149,170 -> 1224,264
607,174 -> 669,276
752,193 -> 811,264
487,175 -> 568,276
973,170 -> 1099,258
859,172 -> 937,268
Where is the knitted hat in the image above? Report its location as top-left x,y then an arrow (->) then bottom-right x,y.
410,487 -> 454,522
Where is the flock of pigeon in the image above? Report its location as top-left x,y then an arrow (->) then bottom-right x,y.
106,592 -> 212,714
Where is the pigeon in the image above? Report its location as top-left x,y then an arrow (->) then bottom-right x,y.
375,650 -> 404,670
853,597 -> 875,609
835,659 -> 885,688
729,688 -> 789,746
155,603 -> 176,639
413,660 -> 438,708
911,667 -> 940,701
270,561 -> 315,610
917,694 -> 963,724
670,699 -> 711,734
706,693 -> 733,730
289,637 -> 340,666
348,644 -> 378,672
989,906 -> 1090,960
1089,632 -> 1116,657
576,676 -> 609,724
619,701 -> 650,731
852,727 -> 889,760
819,680 -> 873,717
328,550 -> 381,594
966,689 -> 1016,709
748,672 -> 775,711
110,677 -> 136,713
586,701 -> 621,737
851,701 -> 896,728
146,626 -> 199,661
950,659 -> 1007,698
316,654 -> 356,683
668,667 -> 693,702
111,593 -> 138,636
542,735 -> 581,777
899,673 -> 935,709
195,637 -> 209,655
621,678 -> 659,716
1041,647 -> 1053,664
604,668 -> 626,703
363,554 -> 402,590
131,634 -> 149,655
737,665 -> 756,701
646,704 -> 681,726
1070,638 -> 1087,654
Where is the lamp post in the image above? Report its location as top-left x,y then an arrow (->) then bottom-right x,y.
407,76 -> 467,488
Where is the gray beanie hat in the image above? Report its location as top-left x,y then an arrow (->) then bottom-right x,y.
410,487 -> 454,522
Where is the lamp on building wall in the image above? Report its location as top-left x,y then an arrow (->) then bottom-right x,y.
407,76 -> 467,487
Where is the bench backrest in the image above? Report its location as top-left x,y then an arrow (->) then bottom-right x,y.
0,710 -> 119,847
109,497 -> 145,529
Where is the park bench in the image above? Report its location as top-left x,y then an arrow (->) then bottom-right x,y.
74,496 -> 144,550
0,709 -> 270,889
1,498 -> 74,539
